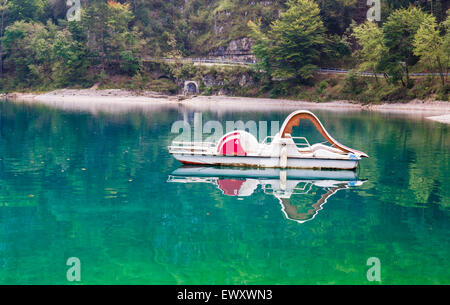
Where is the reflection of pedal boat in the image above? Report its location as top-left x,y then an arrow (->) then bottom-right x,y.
168,166 -> 366,223
168,110 -> 368,170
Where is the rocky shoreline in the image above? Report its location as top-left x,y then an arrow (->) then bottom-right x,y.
3,89 -> 450,123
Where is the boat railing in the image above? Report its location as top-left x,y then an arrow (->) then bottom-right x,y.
290,136 -> 311,148
168,141 -> 216,153
262,136 -> 275,144
167,175 -> 217,184
262,181 -> 313,195
262,136 -> 311,149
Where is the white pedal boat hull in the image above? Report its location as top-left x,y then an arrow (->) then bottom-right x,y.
172,154 -> 359,170
171,166 -> 360,181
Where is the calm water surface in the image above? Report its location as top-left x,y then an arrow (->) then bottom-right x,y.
0,100 -> 448,284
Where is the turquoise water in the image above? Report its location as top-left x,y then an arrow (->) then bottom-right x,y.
0,100 -> 448,284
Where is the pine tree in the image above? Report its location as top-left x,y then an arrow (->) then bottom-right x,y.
249,0 -> 325,80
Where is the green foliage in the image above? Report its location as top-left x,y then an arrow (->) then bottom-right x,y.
316,0 -> 358,35
321,34 -> 351,65
269,82 -> 290,99
185,0 -> 284,55
383,0 -> 447,22
129,72 -> 147,91
352,6 -> 447,95
413,12 -> 449,86
120,50 -> 142,75
1,19 -> 90,89
131,0 -> 188,56
147,78 -> 179,94
247,20 -> 272,77
169,62 -> 197,80
82,1 -> 144,74
0,0 -> 447,102
375,82 -> 408,101
316,80 -> 328,94
269,0 -> 325,79
342,71 -> 367,95
2,21 -> 54,86
380,7 -> 430,86
201,85 -> 212,96
352,21 -> 385,77
52,28 -> 89,86
436,84 -> 449,101
411,77 -> 435,100
7,0 -> 50,23
249,0 -> 325,80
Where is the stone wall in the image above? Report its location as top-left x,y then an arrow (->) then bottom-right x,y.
208,37 -> 256,63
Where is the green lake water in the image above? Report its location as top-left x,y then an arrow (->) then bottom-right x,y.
0,99 -> 448,284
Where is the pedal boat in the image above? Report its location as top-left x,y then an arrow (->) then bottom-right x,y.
168,110 -> 368,170
168,166 -> 366,223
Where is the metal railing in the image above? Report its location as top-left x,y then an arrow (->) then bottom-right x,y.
148,57 -> 257,65
316,67 -> 449,77
262,181 -> 314,196
167,175 -> 217,184
168,141 -> 216,154
89,55 -> 450,76
291,136 -> 311,148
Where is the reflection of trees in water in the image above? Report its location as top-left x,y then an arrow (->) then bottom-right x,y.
309,111 -> 450,209
0,101 -> 179,206
364,114 -> 449,209
161,166 -> 366,282
0,102 -> 449,283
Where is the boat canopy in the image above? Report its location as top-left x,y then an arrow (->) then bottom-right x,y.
279,110 -> 369,158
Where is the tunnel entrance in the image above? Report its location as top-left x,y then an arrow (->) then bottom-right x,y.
183,81 -> 198,95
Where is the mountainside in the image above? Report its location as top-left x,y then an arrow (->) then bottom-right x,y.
39,0 -> 449,60
0,0 -> 448,102
185,0 -> 284,58
138,0 -> 447,59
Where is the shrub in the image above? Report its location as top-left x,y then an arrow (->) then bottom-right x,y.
376,84 -> 408,102
269,82 -> 290,98
202,86 -> 213,96
129,72 -> 147,91
436,84 -> 449,101
328,78 -> 338,87
316,80 -> 328,94
120,50 -> 142,75
342,71 -> 367,95
147,78 -> 179,94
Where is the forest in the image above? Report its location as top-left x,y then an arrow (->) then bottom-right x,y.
0,0 -> 448,101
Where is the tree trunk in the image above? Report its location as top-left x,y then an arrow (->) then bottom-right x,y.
373,66 -> 379,84
101,28 -> 105,73
436,56 -> 445,87
401,64 -> 409,88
